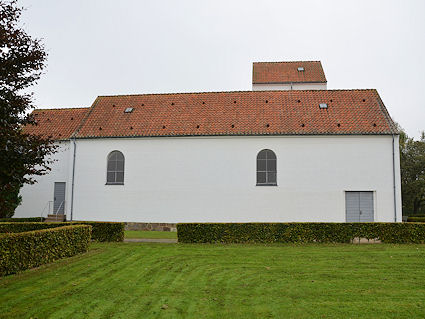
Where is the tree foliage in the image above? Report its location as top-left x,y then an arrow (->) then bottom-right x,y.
0,0 -> 56,218
400,130 -> 425,215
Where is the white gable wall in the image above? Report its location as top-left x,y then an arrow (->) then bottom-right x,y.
252,83 -> 327,91
71,135 -> 401,223
14,141 -> 72,218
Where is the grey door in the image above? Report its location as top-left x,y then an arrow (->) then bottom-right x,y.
53,182 -> 66,215
345,191 -> 374,222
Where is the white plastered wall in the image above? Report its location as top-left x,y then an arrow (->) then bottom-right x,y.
71,135 -> 401,223
252,83 -> 327,91
14,141 -> 72,218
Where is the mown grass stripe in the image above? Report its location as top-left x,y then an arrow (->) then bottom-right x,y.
1,243 -> 425,318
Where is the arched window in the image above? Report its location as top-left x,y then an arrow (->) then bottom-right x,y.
106,151 -> 125,185
256,149 -> 277,186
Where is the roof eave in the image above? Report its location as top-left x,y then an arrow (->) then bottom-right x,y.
74,132 -> 398,140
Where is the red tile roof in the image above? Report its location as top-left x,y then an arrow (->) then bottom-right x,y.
71,89 -> 397,138
253,61 -> 327,84
23,107 -> 89,140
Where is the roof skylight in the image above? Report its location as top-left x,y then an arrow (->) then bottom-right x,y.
124,107 -> 134,113
319,103 -> 328,109
297,67 -> 305,72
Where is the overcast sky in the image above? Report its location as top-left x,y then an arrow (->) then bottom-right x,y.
20,0 -> 425,138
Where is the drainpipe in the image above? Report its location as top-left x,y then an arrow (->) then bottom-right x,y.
70,137 -> 77,221
392,134 -> 397,222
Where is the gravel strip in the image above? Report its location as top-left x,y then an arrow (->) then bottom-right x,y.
124,238 -> 177,243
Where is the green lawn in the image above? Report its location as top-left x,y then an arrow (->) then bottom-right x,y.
1,243 -> 425,318
124,230 -> 177,239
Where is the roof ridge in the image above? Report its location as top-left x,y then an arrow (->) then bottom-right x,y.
253,61 -> 322,64
97,89 -> 378,98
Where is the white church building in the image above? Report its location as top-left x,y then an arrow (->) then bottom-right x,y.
16,61 -> 402,223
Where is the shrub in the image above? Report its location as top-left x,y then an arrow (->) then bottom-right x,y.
0,183 -> 22,219
177,223 -> 425,244
0,217 -> 45,222
0,221 -> 124,242
77,221 -> 124,242
0,225 -> 91,276
407,217 -> 425,222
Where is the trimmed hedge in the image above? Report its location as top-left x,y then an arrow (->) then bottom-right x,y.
177,223 -> 425,244
0,217 -> 45,222
0,221 -> 124,242
0,225 -> 91,276
80,221 -> 124,242
407,217 -> 425,223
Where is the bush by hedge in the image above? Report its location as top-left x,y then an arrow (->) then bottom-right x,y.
0,225 -> 91,276
0,217 -> 45,222
0,221 -> 124,242
177,223 -> 425,244
407,217 -> 425,223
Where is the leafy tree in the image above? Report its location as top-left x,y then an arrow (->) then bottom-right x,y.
400,130 -> 425,216
0,0 -> 56,218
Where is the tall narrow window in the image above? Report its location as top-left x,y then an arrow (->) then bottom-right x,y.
106,151 -> 125,185
256,149 -> 277,186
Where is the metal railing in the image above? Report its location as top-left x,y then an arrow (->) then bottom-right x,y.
40,201 -> 52,219
40,200 -> 65,219
55,201 -> 65,215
